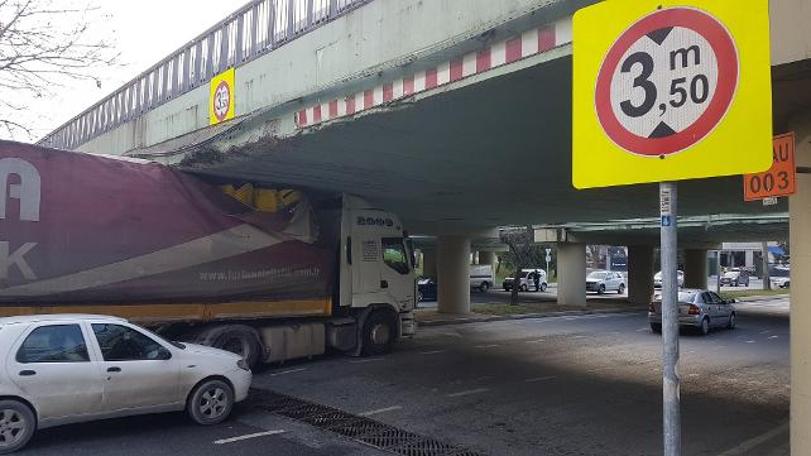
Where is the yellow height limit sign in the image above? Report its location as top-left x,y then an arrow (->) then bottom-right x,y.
572,0 -> 773,189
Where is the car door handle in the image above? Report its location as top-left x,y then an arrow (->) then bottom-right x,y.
107,367 -> 122,373
18,370 -> 36,377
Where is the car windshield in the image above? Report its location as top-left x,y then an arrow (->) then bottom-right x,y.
587,272 -> 607,280
771,268 -> 790,277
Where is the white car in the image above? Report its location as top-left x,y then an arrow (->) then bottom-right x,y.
586,270 -> 625,294
654,270 -> 685,288
0,314 -> 252,454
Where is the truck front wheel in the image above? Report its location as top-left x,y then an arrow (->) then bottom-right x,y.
195,325 -> 263,368
362,310 -> 397,356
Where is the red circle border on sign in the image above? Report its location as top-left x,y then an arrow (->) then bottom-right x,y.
214,80 -> 231,122
594,7 -> 739,157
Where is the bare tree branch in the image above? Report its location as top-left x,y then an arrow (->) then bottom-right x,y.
0,0 -> 118,139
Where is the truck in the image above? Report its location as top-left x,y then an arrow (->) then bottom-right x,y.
0,141 -> 417,367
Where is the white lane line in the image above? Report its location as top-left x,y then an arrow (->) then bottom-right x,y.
360,406 -> 403,417
474,344 -> 500,349
350,358 -> 385,364
420,350 -> 447,355
447,388 -> 490,398
524,376 -> 556,383
715,422 -> 789,456
214,430 -> 286,445
270,368 -> 306,377
525,339 -> 545,344
746,340 -> 756,344
768,335 -> 779,340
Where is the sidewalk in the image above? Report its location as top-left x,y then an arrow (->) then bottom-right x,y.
416,302 -> 648,327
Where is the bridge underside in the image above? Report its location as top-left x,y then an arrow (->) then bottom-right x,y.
179,55 -> 785,235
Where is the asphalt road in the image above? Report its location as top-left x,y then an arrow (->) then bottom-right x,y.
20,298 -> 789,456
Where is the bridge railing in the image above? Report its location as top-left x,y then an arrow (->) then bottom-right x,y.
38,0 -> 370,150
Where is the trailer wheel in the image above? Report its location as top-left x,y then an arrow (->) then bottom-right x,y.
361,310 -> 397,356
196,325 -> 263,368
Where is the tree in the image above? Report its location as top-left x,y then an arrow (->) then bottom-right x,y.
0,0 -> 116,137
500,225 -> 537,306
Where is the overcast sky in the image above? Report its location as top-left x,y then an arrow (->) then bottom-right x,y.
19,0 -> 246,141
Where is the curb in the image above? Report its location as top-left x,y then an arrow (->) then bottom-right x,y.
416,307 -> 647,327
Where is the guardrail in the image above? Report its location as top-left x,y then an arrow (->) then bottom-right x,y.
38,0 -> 370,150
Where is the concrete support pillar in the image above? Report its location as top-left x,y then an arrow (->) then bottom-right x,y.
437,236 -> 471,314
478,251 -> 497,265
683,249 -> 708,289
557,243 -> 586,307
791,118 -> 811,455
422,249 -> 437,278
627,245 -> 654,306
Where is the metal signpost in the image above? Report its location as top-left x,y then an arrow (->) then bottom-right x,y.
573,1 -> 773,454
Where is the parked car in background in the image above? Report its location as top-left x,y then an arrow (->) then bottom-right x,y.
0,314 -> 252,453
586,270 -> 625,294
469,265 -> 495,292
770,266 -> 791,289
721,268 -> 750,287
653,270 -> 685,288
417,278 -> 437,302
648,289 -> 737,336
503,269 -> 548,292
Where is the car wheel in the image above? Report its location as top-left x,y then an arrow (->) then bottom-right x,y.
479,282 -> 490,293
362,310 -> 397,356
618,284 -> 626,295
0,400 -> 35,454
540,282 -> 548,292
598,285 -> 606,295
188,379 -> 234,426
699,317 -> 710,336
727,313 -> 736,330
650,323 -> 662,334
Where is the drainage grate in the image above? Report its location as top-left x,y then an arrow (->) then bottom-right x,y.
251,389 -> 486,456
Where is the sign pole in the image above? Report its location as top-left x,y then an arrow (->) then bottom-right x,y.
660,182 -> 681,456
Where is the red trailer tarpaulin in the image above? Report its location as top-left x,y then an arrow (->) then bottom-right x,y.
0,141 -> 334,305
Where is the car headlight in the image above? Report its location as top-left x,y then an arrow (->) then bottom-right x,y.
237,359 -> 250,371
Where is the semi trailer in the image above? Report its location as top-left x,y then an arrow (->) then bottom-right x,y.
0,141 -> 417,367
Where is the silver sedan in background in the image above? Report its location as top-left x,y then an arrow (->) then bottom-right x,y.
648,289 -> 737,336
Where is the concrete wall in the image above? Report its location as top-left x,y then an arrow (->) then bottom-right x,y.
790,112 -> 811,455
770,0 -> 811,66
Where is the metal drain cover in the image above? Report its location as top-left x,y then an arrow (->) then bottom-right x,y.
251,389 -> 486,456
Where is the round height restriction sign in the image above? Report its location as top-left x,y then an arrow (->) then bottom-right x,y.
595,7 -> 739,156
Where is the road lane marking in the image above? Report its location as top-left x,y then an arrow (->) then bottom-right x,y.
716,422 -> 789,456
420,350 -> 447,355
525,339 -> 545,344
524,376 -> 556,383
214,430 -> 286,445
447,388 -> 490,398
360,406 -> 403,417
474,344 -> 500,349
350,358 -> 385,364
270,368 -> 307,377
768,335 -> 779,340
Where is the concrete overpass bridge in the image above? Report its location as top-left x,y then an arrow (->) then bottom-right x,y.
36,1 -> 811,451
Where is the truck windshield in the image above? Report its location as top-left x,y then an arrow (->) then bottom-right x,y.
382,238 -> 411,275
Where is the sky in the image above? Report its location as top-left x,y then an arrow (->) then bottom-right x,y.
18,0 -> 248,141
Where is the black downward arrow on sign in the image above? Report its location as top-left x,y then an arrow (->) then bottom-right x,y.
647,27 -> 673,45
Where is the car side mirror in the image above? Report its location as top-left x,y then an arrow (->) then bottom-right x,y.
157,347 -> 172,360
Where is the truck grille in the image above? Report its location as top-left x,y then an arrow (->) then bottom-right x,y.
251,389 -> 486,456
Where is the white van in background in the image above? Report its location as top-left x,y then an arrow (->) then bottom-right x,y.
470,265 -> 495,292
